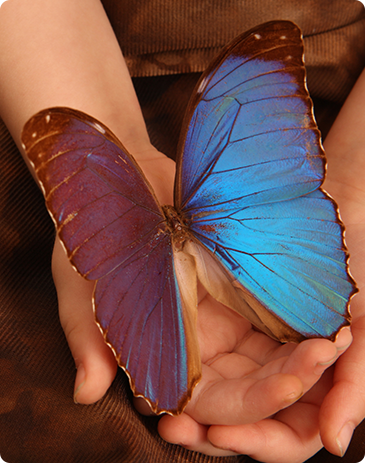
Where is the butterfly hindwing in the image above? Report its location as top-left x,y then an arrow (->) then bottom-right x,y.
94,229 -> 199,414
176,21 -> 355,341
21,107 -> 201,414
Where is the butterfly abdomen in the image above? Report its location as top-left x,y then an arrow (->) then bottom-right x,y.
162,205 -> 191,251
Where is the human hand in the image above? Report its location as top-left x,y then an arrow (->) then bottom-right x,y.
313,69 -> 365,459
55,205 -> 351,461
55,179 -> 359,463
52,141 -> 353,463
157,296 -> 352,461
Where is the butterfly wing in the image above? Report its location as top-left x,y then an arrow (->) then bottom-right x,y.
175,21 -> 356,342
21,107 -> 201,414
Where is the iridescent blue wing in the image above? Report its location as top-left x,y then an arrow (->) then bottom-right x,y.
175,21 -> 355,342
21,108 -> 201,414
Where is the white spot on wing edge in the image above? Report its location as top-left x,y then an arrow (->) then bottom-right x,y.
92,122 -> 106,134
197,75 -> 209,95
280,35 -> 287,40
45,114 -> 51,123
254,33 -> 262,40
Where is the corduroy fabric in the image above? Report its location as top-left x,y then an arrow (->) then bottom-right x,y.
1,2 -> 365,462
102,0 -> 365,106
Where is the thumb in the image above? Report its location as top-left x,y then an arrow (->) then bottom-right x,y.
52,238 -> 117,404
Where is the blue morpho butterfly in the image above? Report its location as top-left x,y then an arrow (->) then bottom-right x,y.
21,21 -> 356,416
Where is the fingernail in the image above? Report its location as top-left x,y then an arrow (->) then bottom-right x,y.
335,327 -> 353,352
336,422 -> 354,457
73,364 -> 86,404
284,390 -> 303,403
314,355 -> 337,375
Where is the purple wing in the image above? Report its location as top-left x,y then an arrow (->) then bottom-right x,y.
21,108 -> 201,414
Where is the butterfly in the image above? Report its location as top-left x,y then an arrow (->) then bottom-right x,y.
21,21 -> 356,416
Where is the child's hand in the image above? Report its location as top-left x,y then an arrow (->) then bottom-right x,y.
53,214 -> 351,460
156,298 -> 351,461
52,144 -> 353,463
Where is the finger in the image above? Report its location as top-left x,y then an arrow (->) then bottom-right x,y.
236,323 -> 352,371
319,381 -> 360,457
186,365 -> 303,425
208,402 -> 322,463
210,336 -> 342,399
158,413 -> 236,457
280,335 -> 349,391
320,319 -> 365,456
53,239 -> 117,404
333,326 -> 353,353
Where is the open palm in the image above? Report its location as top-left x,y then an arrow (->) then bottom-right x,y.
53,141 -> 357,463
157,281 -> 351,461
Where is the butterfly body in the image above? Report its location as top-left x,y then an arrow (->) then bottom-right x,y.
162,204 -> 190,251
22,21 -> 356,415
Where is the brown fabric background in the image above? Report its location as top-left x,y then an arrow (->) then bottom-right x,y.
103,0 -> 365,102
1,1 -> 365,462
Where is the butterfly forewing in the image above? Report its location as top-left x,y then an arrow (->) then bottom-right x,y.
176,21 -> 355,341
21,107 -> 201,414
23,108 -> 163,278
175,21 -> 321,210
